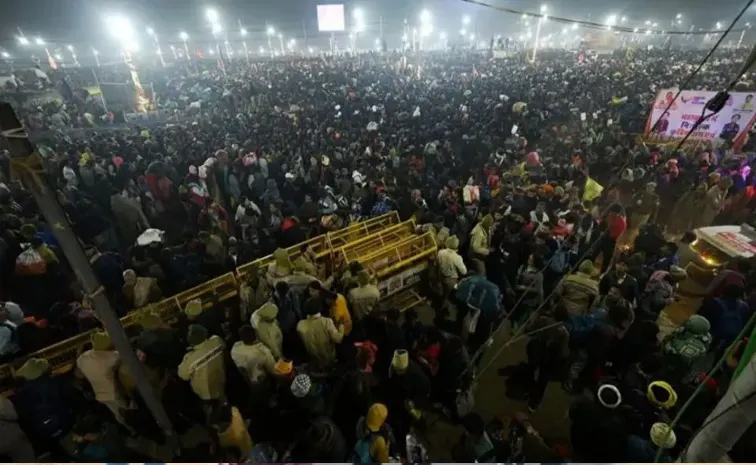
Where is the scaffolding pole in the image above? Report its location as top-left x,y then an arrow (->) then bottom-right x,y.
682,351 -> 756,462
0,101 -> 180,455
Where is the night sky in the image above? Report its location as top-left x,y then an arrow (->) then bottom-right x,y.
0,0 -> 754,53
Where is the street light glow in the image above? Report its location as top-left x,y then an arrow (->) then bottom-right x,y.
621,16 -> 627,23
421,22 -> 433,37
92,48 -> 99,55
67,45 -> 74,51
460,28 -> 467,35
420,9 -> 432,24
353,8 -> 363,20
180,31 -> 189,40
676,13 -> 682,19
147,27 -> 155,35
241,28 -> 247,36
212,23 -> 222,35
606,14 -> 618,27
540,4 -> 547,13
34,37 -> 45,45
1,52 -> 10,59
18,36 -> 29,46
206,7 -> 220,23
463,15 -> 471,25
572,23 -> 578,30
104,14 -> 139,51
267,26 -> 275,35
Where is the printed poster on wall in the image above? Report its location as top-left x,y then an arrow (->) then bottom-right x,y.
644,88 -> 756,148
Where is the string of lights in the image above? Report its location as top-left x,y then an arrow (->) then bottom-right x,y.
461,0 -> 748,35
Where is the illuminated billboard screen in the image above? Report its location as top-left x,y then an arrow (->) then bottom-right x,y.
317,4 -> 345,32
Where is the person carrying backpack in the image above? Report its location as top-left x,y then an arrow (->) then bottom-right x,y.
352,403 -> 393,464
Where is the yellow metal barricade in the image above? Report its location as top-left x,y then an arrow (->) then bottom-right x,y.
336,220 -> 415,267
346,232 -> 437,311
326,211 -> 400,251
236,211 -> 400,282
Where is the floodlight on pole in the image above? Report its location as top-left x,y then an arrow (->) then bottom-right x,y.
532,5 -> 547,62
266,26 -> 275,57
206,7 -> 220,24
420,9 -> 432,24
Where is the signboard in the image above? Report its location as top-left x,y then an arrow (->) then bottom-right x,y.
715,231 -> 756,256
316,4 -> 345,32
644,88 -> 756,148
378,263 -> 427,297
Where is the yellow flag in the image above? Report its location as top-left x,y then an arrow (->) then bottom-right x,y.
583,177 -> 604,202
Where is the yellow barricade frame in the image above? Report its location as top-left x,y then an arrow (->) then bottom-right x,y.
0,213 -> 408,391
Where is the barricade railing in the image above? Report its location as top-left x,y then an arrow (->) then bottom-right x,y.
0,213 -> 430,391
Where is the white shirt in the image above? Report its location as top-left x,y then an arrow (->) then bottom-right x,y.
230,341 -> 276,384
530,210 -> 550,228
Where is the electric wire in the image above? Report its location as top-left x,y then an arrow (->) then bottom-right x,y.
654,310 -> 756,462
461,0 -> 747,35
460,0 -> 755,384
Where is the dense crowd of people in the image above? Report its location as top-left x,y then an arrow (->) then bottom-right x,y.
1,45 -> 756,462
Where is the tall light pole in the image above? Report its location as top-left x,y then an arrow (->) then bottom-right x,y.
739,22 -> 751,48
67,45 -> 80,66
180,31 -> 190,59
278,32 -> 284,54
92,48 -> 100,67
147,27 -> 165,66
532,4 -> 547,62
266,26 -> 275,57
239,21 -> 250,63
420,9 -> 432,51
353,7 -> 365,52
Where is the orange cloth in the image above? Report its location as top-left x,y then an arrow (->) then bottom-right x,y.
330,294 -> 353,335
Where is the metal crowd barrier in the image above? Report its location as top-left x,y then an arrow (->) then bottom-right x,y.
0,212 -> 407,390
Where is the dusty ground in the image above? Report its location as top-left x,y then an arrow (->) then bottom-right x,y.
415,290 -> 702,461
